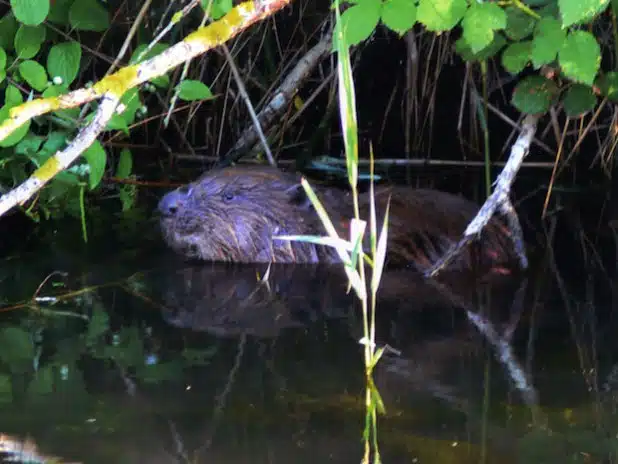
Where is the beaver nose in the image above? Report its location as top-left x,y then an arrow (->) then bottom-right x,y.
158,188 -> 189,216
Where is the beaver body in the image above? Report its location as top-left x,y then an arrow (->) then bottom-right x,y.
157,165 -> 517,273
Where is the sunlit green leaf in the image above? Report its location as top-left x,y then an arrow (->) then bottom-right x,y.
14,24 -> 46,59
502,41 -> 533,74
335,0 -> 381,48
417,0 -> 467,32
47,41 -> 81,86
381,0 -> 416,35
176,80 -> 214,101
81,139 -> 107,189
115,148 -> 133,179
19,59 -> 48,91
10,0 -> 50,26
559,0 -> 609,27
559,30 -> 601,85
462,2 -> 506,53
531,16 -> 565,68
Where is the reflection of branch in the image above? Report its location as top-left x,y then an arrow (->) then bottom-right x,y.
466,310 -> 540,410
198,333 -> 247,458
426,114 -> 539,278
0,0 -> 293,218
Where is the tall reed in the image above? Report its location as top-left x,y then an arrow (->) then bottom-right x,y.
275,2 -> 389,461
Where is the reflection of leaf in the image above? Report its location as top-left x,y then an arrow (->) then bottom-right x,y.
100,327 -> 144,368
136,362 -> 183,384
0,327 -> 34,374
26,362 -> 88,405
84,307 -> 109,347
27,365 -> 54,395
54,338 -> 85,365
519,426 -> 618,462
0,374 -> 12,405
183,346 -> 218,366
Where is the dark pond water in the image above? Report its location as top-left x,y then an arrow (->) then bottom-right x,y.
1,231 -> 618,464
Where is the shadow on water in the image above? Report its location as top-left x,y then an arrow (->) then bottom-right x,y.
1,241 -> 618,463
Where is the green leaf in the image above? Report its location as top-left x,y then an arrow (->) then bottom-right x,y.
84,307 -> 109,346
14,24 -> 46,59
504,6 -> 536,41
37,130 -> 67,162
116,148 -> 132,179
335,1 -> 381,48
462,3 -> 506,54
47,41 -> 81,86
511,75 -> 559,114
381,0 -> 417,35
455,32 -> 507,61
595,72 -> 618,101
176,80 -> 214,101
68,0 -> 109,31
531,16 -> 565,68
562,83 -> 596,117
10,0 -> 50,26
27,365 -> 55,395
417,0 -> 467,32
150,74 -> 170,88
559,30 -> 601,86
15,133 -> 43,156
48,0 -> 74,25
559,0 -> 610,27
6,83 -> 24,107
502,41 -> 532,74
0,14 -> 19,51
202,0 -> 233,19
0,327 -> 35,373
18,59 -> 48,91
81,140 -> 107,189
105,113 -> 129,133
118,87 -> 141,125
129,42 -> 169,64
0,48 -> 6,70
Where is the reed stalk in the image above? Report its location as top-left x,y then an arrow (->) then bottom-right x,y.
275,2 -> 389,462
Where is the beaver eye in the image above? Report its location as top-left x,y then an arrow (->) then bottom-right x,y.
222,190 -> 235,202
178,185 -> 192,195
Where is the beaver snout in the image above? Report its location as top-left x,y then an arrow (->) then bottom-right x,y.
158,185 -> 193,217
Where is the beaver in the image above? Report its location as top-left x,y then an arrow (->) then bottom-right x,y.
157,165 -> 518,274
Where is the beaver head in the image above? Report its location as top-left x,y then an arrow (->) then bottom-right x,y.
158,165 -> 344,263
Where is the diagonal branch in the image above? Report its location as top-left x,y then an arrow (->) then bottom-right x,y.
0,0 -> 293,218
425,113 -> 540,278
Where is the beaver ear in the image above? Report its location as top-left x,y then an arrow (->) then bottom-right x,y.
285,184 -> 314,211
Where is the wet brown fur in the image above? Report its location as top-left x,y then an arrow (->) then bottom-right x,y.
158,165 -> 517,272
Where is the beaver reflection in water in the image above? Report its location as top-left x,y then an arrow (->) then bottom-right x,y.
157,165 -> 517,273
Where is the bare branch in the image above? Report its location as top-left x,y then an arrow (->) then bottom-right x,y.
425,113 -> 540,277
